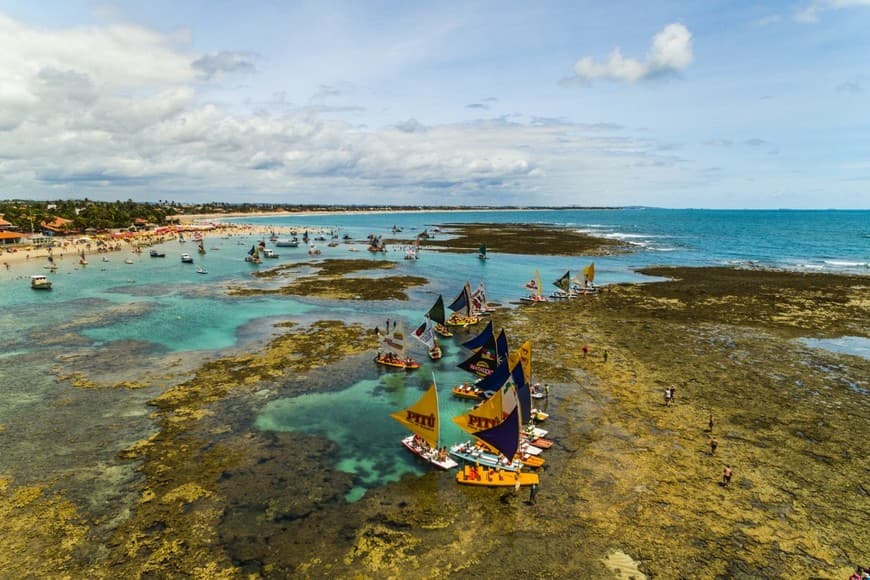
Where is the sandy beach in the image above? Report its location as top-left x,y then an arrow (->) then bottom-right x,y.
0,220 -> 322,271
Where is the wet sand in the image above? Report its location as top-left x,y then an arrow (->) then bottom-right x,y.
1,224 -> 867,578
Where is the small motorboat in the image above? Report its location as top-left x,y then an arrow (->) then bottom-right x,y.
31,274 -> 52,290
180,253 -> 194,263
149,250 -> 165,258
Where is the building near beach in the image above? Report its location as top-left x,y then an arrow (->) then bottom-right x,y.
0,231 -> 23,245
40,216 -> 75,235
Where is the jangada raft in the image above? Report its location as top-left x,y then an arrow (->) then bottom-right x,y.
375,319 -> 420,370
520,269 -> 548,303
425,295 -> 453,337
450,388 -> 541,487
412,316 -> 442,360
390,379 -> 458,470
446,282 -> 481,326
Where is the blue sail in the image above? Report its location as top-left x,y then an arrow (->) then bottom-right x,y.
458,330 -> 498,377
496,329 -> 509,364
462,320 -> 493,350
473,404 -> 520,462
448,285 -> 470,314
517,378 -> 532,424
476,357 -> 511,391
513,369 -> 533,424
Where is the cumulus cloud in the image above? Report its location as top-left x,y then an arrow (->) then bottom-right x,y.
570,23 -> 693,84
0,12 -> 683,205
191,51 -> 256,80
795,0 -> 870,22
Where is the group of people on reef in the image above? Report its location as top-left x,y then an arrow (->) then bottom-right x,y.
664,386 -> 676,406
530,383 -> 550,397
849,566 -> 870,580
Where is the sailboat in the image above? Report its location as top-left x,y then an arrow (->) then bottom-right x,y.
390,379 -> 458,470
426,295 -> 453,337
471,281 -> 496,315
509,340 -> 550,427
245,244 -> 262,264
412,316 -> 442,360
551,271 -> 575,300
452,386 -> 541,487
520,269 -> 547,303
456,325 -> 503,379
478,243 -> 488,260
375,319 -> 420,370
580,262 -> 597,294
367,234 -> 386,253
404,240 -> 420,260
446,282 -> 481,326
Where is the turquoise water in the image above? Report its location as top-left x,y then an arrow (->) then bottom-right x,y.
1,209 -> 866,500
255,371 -> 478,502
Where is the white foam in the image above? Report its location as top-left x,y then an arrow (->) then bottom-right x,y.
824,260 -> 867,267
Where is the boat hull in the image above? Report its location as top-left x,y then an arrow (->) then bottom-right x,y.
433,323 -> 453,337
451,386 -> 489,400
456,465 -> 540,487
400,436 -> 458,470
374,355 -> 420,370
446,314 -> 480,327
449,443 -> 522,472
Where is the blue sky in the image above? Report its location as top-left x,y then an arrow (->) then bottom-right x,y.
0,1 -> 867,208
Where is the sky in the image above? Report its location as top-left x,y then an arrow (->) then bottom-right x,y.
0,1 -> 868,208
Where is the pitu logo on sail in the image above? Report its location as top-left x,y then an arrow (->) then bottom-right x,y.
404,410 -> 436,429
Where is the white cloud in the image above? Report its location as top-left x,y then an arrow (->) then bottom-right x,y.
0,12 -> 704,206
794,0 -> 870,22
571,23 -> 693,84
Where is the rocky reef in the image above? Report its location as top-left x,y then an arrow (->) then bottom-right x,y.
422,222 -> 628,256
2,228 -> 867,578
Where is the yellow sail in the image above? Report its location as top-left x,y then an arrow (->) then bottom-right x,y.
508,340 -> 532,385
452,388 -> 504,435
583,262 -> 595,284
390,383 -> 439,449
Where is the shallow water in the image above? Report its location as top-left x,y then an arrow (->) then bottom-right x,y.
800,335 -> 870,360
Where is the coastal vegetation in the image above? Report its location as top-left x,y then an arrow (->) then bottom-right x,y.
0,200 -> 622,233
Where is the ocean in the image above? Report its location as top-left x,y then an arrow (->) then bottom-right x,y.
1,208 -> 867,501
